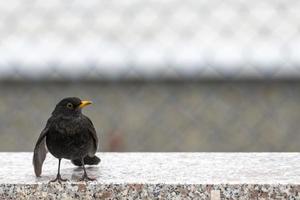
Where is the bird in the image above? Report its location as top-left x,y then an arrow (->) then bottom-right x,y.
33,97 -> 100,182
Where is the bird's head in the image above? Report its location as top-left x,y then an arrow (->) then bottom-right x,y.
52,97 -> 92,117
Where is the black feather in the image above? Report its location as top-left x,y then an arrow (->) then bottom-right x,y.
32,97 -> 100,180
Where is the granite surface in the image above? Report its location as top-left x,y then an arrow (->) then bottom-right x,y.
1,153 -> 300,199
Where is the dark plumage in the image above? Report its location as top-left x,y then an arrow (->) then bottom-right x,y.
33,97 -> 100,182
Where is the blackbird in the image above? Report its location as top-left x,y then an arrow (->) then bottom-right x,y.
33,97 -> 100,182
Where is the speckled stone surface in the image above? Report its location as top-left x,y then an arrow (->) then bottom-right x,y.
1,153 -> 300,199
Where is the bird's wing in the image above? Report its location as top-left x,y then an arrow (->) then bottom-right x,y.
84,115 -> 98,154
33,120 -> 51,177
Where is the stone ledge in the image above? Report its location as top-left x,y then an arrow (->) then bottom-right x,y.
1,153 -> 300,199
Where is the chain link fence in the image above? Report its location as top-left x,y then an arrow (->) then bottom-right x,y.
1,0 -> 300,151
1,0 -> 300,80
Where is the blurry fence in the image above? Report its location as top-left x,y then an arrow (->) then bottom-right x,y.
1,0 -> 300,80
1,0 -> 300,152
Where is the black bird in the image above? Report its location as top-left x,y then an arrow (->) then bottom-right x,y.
33,97 -> 100,182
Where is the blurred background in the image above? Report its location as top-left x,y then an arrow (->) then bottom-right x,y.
1,0 -> 300,152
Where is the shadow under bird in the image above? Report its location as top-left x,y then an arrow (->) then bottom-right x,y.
33,97 -> 100,182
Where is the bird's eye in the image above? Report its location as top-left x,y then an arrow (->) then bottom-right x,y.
66,103 -> 73,109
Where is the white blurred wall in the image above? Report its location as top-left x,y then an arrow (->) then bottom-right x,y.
0,0 -> 299,79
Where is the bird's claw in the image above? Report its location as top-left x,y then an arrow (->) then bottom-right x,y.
79,174 -> 96,182
49,174 -> 68,184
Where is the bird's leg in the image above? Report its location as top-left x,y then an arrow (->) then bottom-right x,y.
79,158 -> 96,181
50,158 -> 68,183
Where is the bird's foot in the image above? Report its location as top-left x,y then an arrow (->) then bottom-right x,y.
79,174 -> 96,182
49,174 -> 68,184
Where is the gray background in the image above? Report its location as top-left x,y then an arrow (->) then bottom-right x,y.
1,81 -> 300,152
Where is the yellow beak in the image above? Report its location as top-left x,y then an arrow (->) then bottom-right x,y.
79,100 -> 92,108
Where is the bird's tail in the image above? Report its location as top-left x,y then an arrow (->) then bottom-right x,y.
71,155 -> 101,166
33,138 -> 48,177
